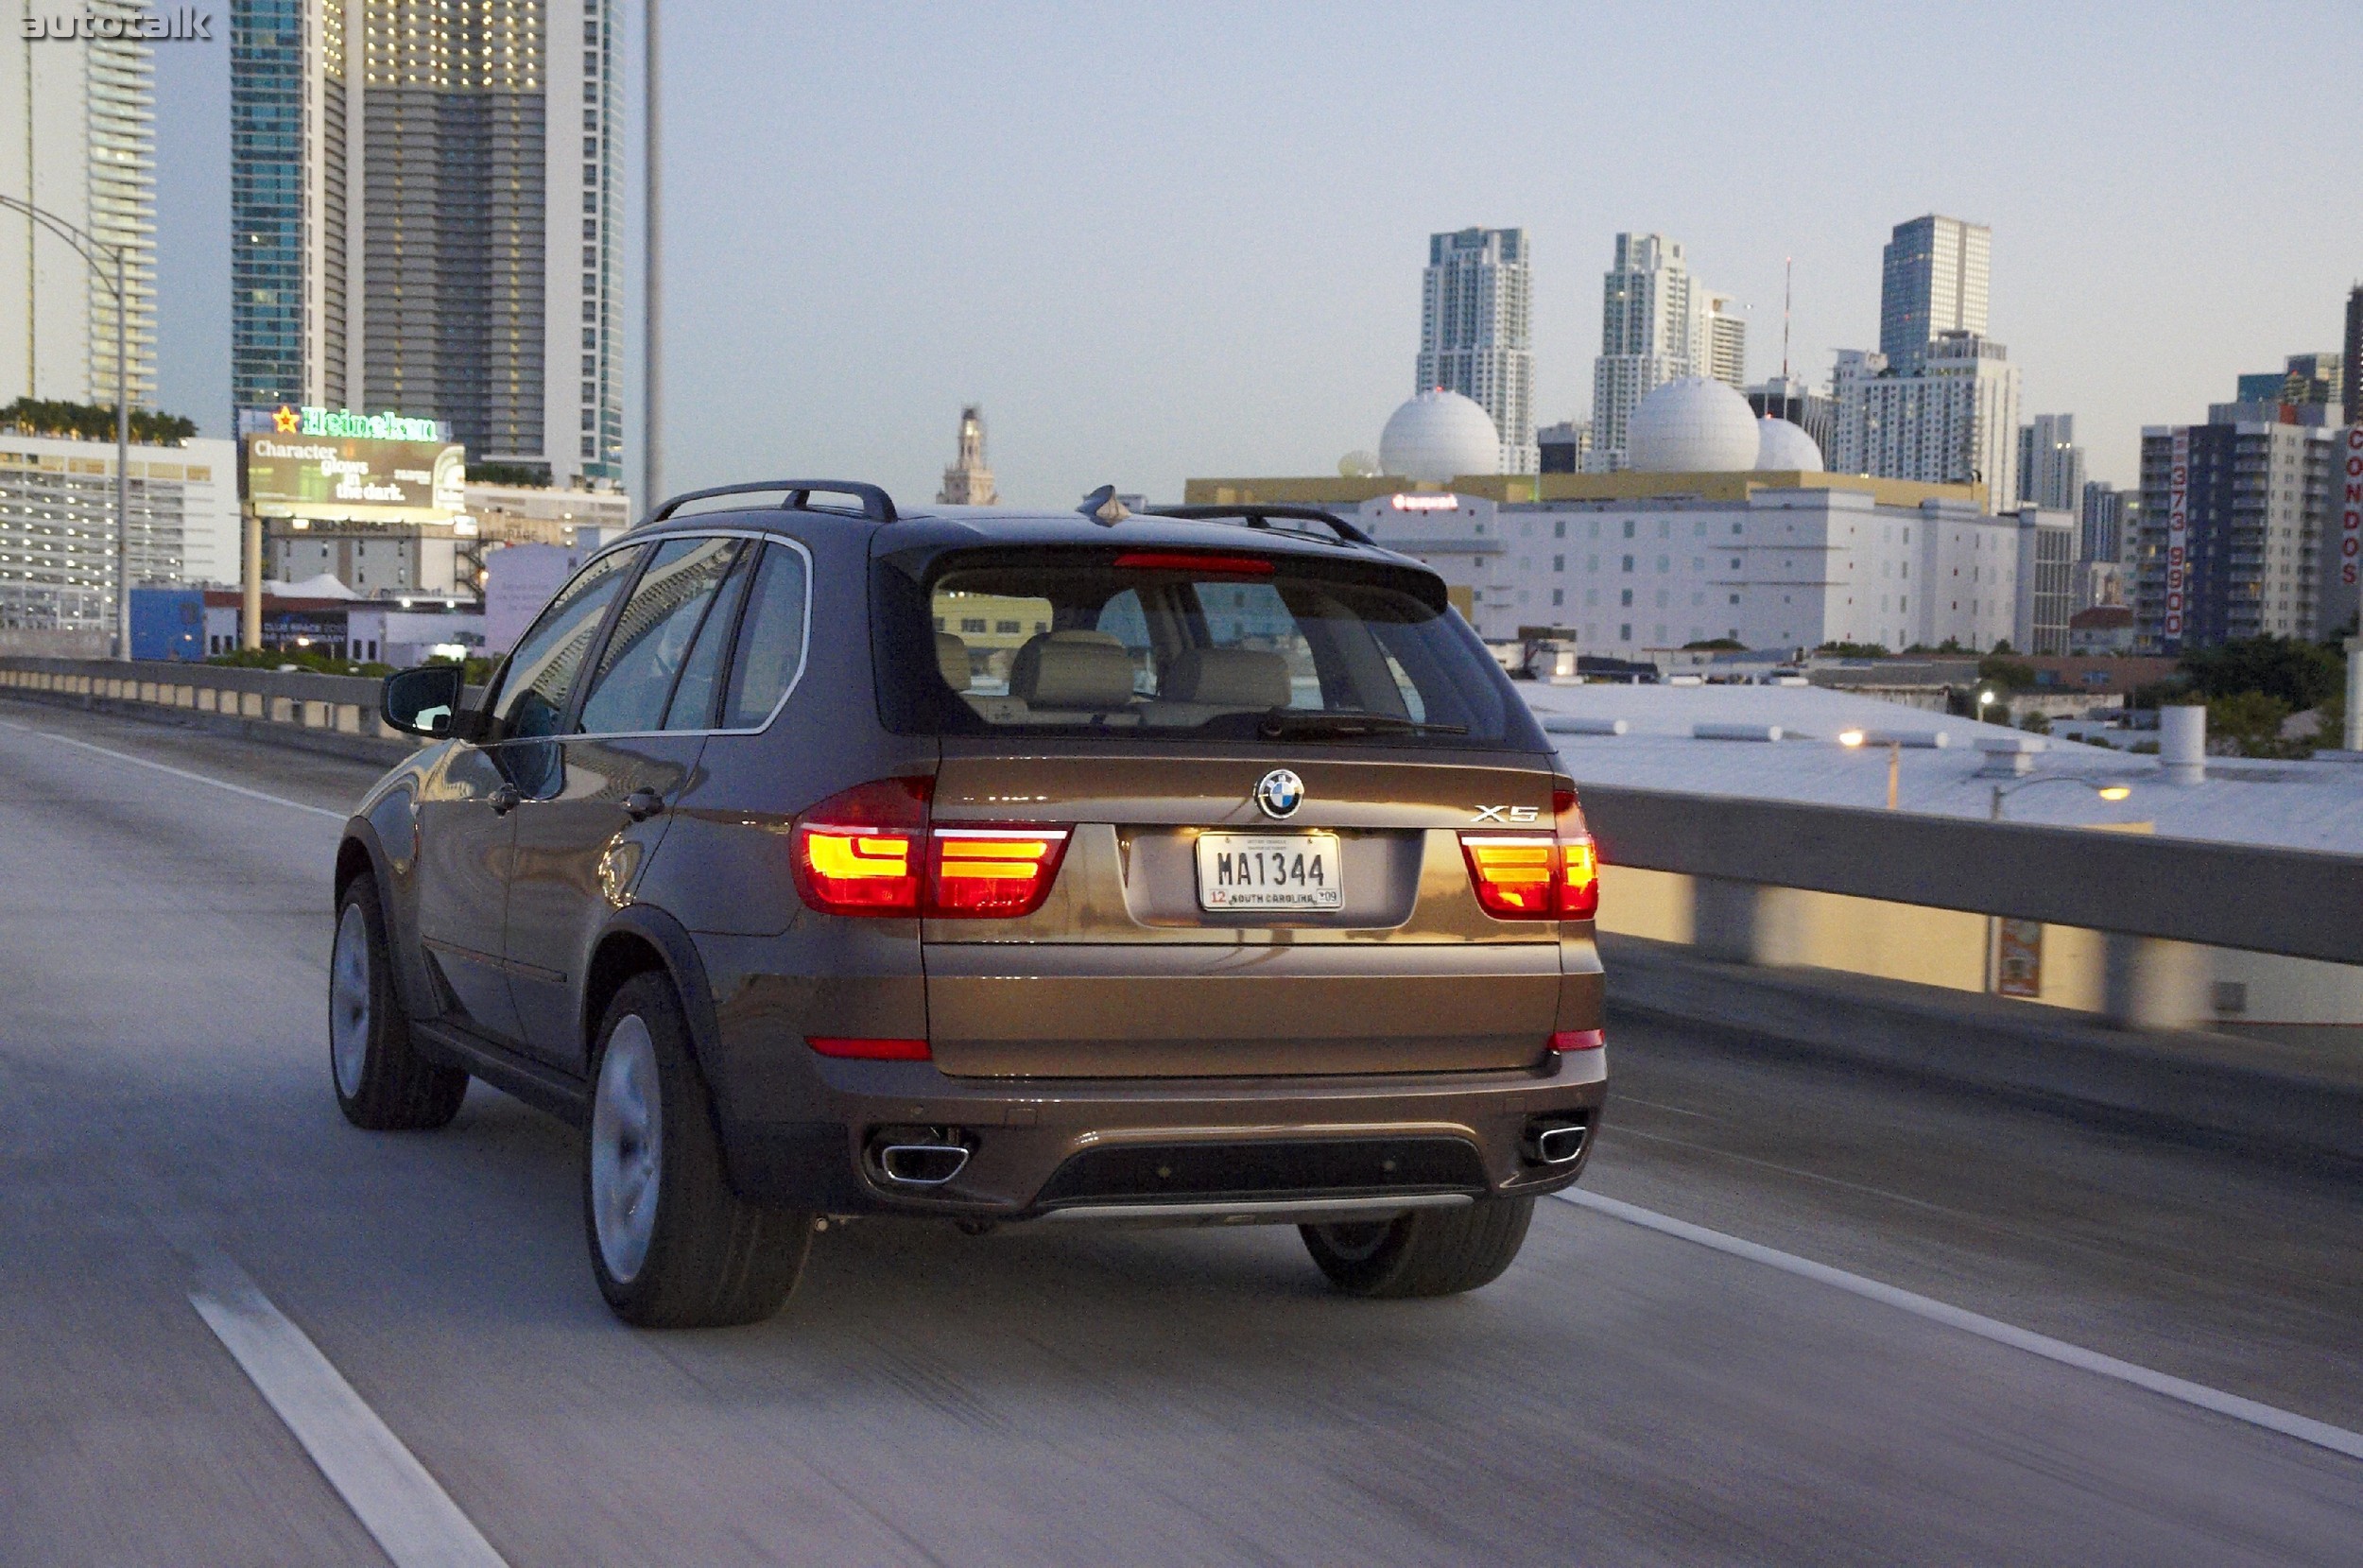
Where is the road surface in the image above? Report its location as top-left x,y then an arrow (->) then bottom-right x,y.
1,698 -> 2356,1565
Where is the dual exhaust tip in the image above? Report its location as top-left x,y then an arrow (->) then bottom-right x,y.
872,1117 -> 1588,1189
868,1126 -> 972,1187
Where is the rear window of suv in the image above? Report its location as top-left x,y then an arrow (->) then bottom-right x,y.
876,546 -> 1543,750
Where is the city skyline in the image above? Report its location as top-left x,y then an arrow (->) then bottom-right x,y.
149,4 -> 2363,508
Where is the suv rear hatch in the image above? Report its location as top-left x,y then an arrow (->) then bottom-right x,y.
870,532 -> 1588,1078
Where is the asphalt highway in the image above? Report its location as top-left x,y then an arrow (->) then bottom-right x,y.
2,698 -> 2357,1565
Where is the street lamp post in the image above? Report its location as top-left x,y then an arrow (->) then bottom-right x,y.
1984,774 -> 2135,992
1837,729 -> 1901,810
1990,775 -> 2133,820
0,194 -> 131,660
643,0 -> 663,514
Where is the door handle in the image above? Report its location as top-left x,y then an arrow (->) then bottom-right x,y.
487,783 -> 522,815
621,786 -> 665,822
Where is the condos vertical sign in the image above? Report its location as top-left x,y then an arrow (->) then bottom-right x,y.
2163,427 -> 2189,643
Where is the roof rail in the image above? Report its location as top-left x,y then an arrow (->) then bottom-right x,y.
644,479 -> 898,527
1145,504 -> 1375,547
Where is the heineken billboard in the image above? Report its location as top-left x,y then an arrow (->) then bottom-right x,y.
242,405 -> 465,523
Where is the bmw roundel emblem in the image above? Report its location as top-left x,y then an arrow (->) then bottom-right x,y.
1254,768 -> 1305,819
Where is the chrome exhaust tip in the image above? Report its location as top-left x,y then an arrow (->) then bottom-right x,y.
1523,1115 -> 1590,1166
878,1144 -> 970,1185
868,1128 -> 973,1187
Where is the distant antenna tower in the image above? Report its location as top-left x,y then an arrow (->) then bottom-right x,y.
1781,257 -> 1793,383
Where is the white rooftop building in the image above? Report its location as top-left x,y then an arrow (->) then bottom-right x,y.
1359,487 -> 2026,653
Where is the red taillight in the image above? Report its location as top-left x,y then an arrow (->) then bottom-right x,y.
791,776 -> 1071,921
1457,784 -> 1600,922
1112,551 -> 1274,576
1550,1029 -> 1605,1052
791,776 -> 930,916
925,827 -> 1070,919
1460,836 -> 1558,916
806,1036 -> 932,1060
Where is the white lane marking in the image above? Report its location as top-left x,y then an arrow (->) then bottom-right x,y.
0,715 -> 344,820
189,1255 -> 508,1568
1557,1187 -> 2363,1463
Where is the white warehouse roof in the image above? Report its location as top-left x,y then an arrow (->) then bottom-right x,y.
1519,682 -> 2363,855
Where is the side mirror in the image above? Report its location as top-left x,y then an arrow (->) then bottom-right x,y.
382,663 -> 466,738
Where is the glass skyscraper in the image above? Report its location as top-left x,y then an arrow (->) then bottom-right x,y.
230,0 -> 623,487
1878,215 -> 1990,378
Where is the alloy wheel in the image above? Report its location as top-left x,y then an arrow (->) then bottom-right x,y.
329,902 -> 371,1099
590,1015 -> 664,1284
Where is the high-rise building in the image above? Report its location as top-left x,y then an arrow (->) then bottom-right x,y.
2234,353 -> 2342,411
0,1 -> 157,409
1417,228 -> 1533,474
938,405 -> 998,505
1592,233 -> 1738,467
2135,415 -> 2338,650
1832,332 -> 2021,510
2080,479 -> 2131,564
2344,285 -> 2361,424
230,0 -> 623,488
2017,413 -> 2086,511
1700,293 -> 1746,389
1879,215 -> 1990,377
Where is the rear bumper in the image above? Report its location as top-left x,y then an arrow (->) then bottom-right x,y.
714,1048 -> 1607,1220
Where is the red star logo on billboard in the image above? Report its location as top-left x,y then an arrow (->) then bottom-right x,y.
273,405 -> 300,433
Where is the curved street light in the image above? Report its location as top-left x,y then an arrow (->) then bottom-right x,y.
0,193 -> 132,660
1990,774 -> 2132,820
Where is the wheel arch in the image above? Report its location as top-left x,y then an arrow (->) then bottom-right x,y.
583,905 -> 723,1076
335,822 -> 434,1019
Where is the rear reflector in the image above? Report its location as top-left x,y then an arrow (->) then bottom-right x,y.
1112,551 -> 1274,576
806,1036 -> 932,1060
1550,1029 -> 1605,1053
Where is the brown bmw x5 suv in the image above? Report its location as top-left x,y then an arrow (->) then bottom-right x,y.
331,481 -> 1605,1328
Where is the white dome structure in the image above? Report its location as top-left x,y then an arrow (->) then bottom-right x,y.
1626,376 -> 1760,474
1754,416 -> 1825,472
1379,389 -> 1501,483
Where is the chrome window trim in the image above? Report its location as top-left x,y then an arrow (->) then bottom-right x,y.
488,526 -> 817,746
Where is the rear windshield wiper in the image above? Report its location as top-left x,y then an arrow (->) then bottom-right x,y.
1258,709 -> 1468,738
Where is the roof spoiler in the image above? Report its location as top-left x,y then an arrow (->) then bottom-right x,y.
1145,504 -> 1375,547
642,480 -> 898,527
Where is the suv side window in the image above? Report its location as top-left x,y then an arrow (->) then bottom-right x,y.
575,536 -> 743,735
489,547 -> 639,741
718,543 -> 810,729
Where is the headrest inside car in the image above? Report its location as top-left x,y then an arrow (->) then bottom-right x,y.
935,630 -> 972,690
1165,646 -> 1291,709
1009,629 -> 1137,709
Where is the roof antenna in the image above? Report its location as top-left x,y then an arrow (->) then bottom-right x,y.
1782,256 -> 1793,383
1078,484 -> 1130,526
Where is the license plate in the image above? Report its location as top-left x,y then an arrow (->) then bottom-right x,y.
1195,832 -> 1343,910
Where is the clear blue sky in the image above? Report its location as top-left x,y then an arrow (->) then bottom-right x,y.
156,1 -> 2363,507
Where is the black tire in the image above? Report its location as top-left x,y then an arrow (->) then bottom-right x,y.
1301,1197 -> 1534,1299
331,873 -> 468,1130
583,972 -> 812,1329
